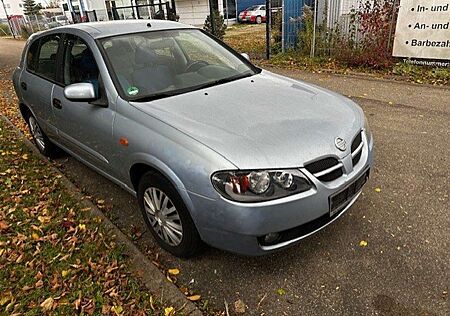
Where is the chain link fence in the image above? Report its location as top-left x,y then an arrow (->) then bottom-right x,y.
275,0 -> 400,68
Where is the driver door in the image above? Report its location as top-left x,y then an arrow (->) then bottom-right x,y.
51,33 -> 116,174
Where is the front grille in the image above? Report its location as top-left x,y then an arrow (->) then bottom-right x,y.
351,131 -> 364,166
305,157 -> 343,182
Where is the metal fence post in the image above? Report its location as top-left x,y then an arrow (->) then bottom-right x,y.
27,16 -> 34,33
208,0 -> 216,36
1,0 -> 15,38
265,0 -> 271,59
34,14 -> 41,31
387,0 -> 399,55
310,0 -> 318,58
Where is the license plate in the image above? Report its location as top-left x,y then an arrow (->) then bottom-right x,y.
329,170 -> 369,217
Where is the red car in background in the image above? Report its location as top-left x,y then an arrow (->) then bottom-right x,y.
238,5 -> 267,24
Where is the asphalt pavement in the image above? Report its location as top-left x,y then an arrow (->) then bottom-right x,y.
1,38 -> 448,315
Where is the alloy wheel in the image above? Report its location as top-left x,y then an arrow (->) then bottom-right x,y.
143,187 -> 183,246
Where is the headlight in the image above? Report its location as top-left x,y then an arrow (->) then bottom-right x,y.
212,169 -> 312,202
363,115 -> 372,139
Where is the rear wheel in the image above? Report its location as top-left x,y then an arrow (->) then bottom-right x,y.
138,171 -> 203,257
256,16 -> 262,24
26,113 -> 57,158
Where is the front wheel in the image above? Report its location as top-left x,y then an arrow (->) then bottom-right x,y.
137,171 -> 203,257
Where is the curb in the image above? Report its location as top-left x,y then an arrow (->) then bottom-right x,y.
0,114 -> 203,316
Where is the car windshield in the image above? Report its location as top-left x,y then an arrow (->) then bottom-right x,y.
100,29 -> 258,101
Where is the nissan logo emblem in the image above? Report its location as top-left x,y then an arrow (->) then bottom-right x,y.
335,137 -> 347,151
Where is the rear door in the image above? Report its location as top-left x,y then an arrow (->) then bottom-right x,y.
19,34 -> 63,139
51,33 -> 116,174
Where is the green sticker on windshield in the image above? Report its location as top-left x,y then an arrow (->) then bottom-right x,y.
127,86 -> 139,96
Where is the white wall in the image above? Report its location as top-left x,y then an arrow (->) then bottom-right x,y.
0,0 -> 25,18
85,0 -> 108,11
176,0 -> 223,26
340,0 -> 358,15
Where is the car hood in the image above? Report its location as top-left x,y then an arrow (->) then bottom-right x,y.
130,70 -> 364,169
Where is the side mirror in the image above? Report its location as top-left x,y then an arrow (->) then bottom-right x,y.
241,53 -> 250,61
64,83 -> 96,101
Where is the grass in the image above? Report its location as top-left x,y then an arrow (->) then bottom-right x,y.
223,24 -> 266,59
0,72 -> 176,315
0,118 -> 169,315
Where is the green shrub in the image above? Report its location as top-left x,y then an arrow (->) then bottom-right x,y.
203,10 -> 227,40
0,23 -> 12,36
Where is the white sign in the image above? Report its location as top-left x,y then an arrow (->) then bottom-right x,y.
393,0 -> 450,60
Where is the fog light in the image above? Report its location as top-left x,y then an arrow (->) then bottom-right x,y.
263,232 -> 280,244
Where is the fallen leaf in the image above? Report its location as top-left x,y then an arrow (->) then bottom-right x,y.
164,306 -> 175,316
32,233 -> 40,241
359,240 -> 368,247
187,294 -> 201,301
78,224 -> 86,231
234,299 -> 246,313
0,293 -> 12,306
168,268 -> 180,275
111,305 -> 123,315
61,270 -> 70,278
375,188 -> 381,193
37,216 -> 51,224
40,297 -> 54,311
276,288 -> 286,295
0,221 -> 9,231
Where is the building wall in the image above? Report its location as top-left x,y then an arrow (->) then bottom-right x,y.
176,0 -> 223,26
340,0 -> 358,14
0,0 -> 25,18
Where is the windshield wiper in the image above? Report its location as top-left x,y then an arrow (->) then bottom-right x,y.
196,72 -> 254,90
130,91 -> 182,103
130,72 -> 255,103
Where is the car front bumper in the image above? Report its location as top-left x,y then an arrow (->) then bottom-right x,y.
189,133 -> 374,256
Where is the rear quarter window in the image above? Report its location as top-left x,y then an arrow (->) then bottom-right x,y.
26,39 -> 40,72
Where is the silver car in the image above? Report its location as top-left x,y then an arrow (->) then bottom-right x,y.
13,21 -> 374,257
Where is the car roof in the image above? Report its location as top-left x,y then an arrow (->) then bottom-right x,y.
49,20 -> 196,39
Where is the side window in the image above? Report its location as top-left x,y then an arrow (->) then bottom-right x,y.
63,35 -> 100,88
26,39 -> 40,72
31,34 -> 61,81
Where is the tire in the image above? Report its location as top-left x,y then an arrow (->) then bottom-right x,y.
137,171 -> 203,258
26,112 -> 57,158
256,16 -> 262,24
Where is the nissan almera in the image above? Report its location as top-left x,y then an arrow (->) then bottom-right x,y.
13,20 -> 373,257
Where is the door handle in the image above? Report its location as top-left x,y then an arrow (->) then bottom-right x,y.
20,82 -> 27,90
52,98 -> 62,109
